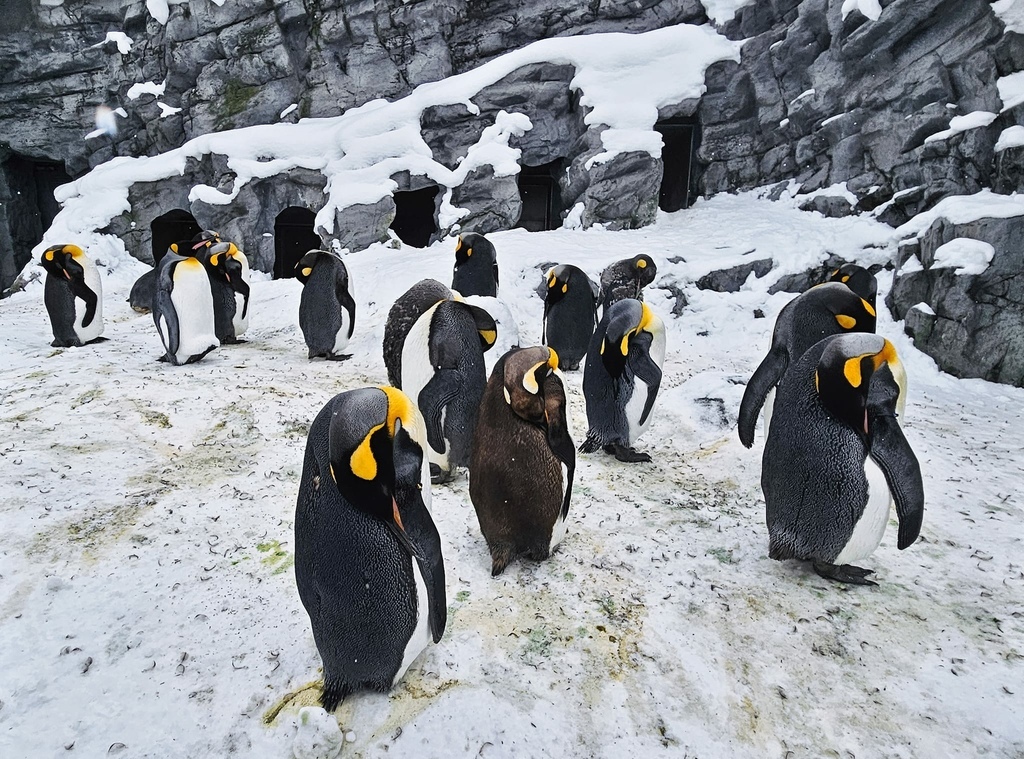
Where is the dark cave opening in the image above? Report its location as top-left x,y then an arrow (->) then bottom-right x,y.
390,186 -> 439,248
516,160 -> 565,232
151,209 -> 202,265
274,206 -> 322,279
655,118 -> 699,212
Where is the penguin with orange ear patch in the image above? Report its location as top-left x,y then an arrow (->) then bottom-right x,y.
295,386 -> 445,710
469,346 -> 575,576
738,282 -> 877,448
763,333 -> 923,585
452,233 -> 498,297
40,244 -> 104,347
828,263 -> 877,310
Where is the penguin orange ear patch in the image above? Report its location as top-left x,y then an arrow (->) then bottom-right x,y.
861,298 -> 876,317
835,314 -> 857,329
350,424 -> 384,480
301,267 -> 313,278
637,259 -> 647,269
561,283 -> 568,294
479,329 -> 497,346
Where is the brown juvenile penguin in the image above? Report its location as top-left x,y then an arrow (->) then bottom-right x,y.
469,346 -> 576,576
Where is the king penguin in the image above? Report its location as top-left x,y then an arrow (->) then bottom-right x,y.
39,244 -> 104,347
598,254 -> 657,313
580,298 -> 666,462
153,250 -> 219,365
196,241 -> 251,343
542,264 -> 599,371
762,332 -> 923,585
295,386 -> 446,710
828,263 -> 877,309
452,233 -> 498,297
469,346 -> 576,576
738,282 -> 877,448
129,230 -> 220,313
295,249 -> 356,360
382,279 -> 497,483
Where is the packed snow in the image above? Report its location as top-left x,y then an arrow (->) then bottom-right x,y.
699,0 -> 755,24
995,124 -> 1024,152
922,111 -> 998,144
998,71 -> 1024,112
126,80 -> 167,101
92,32 -> 134,54
993,0 -> 1024,35
1,190 -> 1022,759
841,0 -> 882,22
930,238 -> 996,276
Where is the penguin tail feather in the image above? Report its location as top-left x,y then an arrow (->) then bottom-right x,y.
320,681 -> 351,713
489,543 -> 515,577
768,533 -> 799,561
578,431 -> 602,454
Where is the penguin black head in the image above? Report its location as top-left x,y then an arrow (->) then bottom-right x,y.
40,244 -> 86,281
599,299 -> 664,380
828,264 -> 877,308
454,233 -> 494,268
545,265 -> 572,307
815,333 -> 905,439
801,282 -> 878,344
206,242 -> 248,292
294,249 -> 330,284
168,230 -> 221,258
328,387 -> 429,558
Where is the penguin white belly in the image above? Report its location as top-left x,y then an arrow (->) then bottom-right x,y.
170,268 -> 217,363
834,458 -> 892,564
548,462 -> 569,553
402,306 -> 449,472
331,306 -> 351,354
623,328 -> 666,444
392,558 -> 432,685
74,262 -> 104,343
231,291 -> 248,336
762,386 -> 776,441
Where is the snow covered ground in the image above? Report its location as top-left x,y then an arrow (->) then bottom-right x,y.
1,192 -> 1022,758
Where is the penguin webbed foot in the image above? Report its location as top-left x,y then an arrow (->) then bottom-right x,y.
429,463 -> 453,485
326,353 -> 352,362
813,561 -> 878,586
604,444 -> 652,463
85,336 -> 109,345
156,355 -> 169,363
320,680 -> 351,713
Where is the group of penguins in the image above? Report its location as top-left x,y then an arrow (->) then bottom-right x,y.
36,231 -> 925,714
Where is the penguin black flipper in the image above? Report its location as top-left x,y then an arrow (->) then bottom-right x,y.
406,517 -> 447,641
542,374 -> 576,519
869,413 -> 924,549
337,276 -> 357,340
418,369 -> 463,454
628,331 -> 663,426
67,274 -> 99,329
738,345 -> 788,448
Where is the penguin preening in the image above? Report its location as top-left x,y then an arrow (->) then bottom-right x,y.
128,230 -> 221,313
580,298 -> 666,463
762,333 -> 923,586
542,264 -> 599,371
295,249 -> 356,361
738,282 -> 877,449
828,263 -> 877,309
598,254 -> 657,312
196,241 -> 251,344
452,233 -> 498,297
295,386 -> 446,710
383,279 -> 497,483
153,250 -> 218,365
40,244 -> 104,348
469,346 -> 575,576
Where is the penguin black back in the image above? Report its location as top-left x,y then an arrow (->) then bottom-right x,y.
470,346 -> 575,575
738,282 -> 877,448
295,387 -> 445,710
598,254 -> 656,312
762,333 -> 923,585
452,233 -> 498,297
542,264 -> 599,371
296,249 -> 356,360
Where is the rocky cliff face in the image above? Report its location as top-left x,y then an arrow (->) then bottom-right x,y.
2,0 -> 1023,385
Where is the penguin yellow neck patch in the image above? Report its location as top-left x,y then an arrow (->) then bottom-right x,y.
547,347 -> 559,370
350,423 -> 384,480
381,386 -> 414,436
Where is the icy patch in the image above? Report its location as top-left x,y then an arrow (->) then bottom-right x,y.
157,102 -> 181,118
127,80 -> 166,100
931,238 -> 995,276
995,125 -> 1024,152
993,0 -> 1024,34
841,0 -> 882,21
280,104 -> 298,119
563,202 -> 585,230
923,111 -> 998,144
911,301 -> 936,316
292,707 -> 343,759
998,71 -> 1024,112
898,255 -> 924,274
146,0 -> 169,25
791,89 -> 815,105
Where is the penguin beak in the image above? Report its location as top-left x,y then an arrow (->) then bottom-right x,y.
387,496 -> 424,560
63,269 -> 71,281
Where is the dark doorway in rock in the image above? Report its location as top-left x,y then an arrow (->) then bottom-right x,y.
151,209 -> 202,265
274,206 -> 321,279
391,186 -> 439,248
655,118 -> 698,212
0,153 -> 73,290
517,160 -> 564,232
